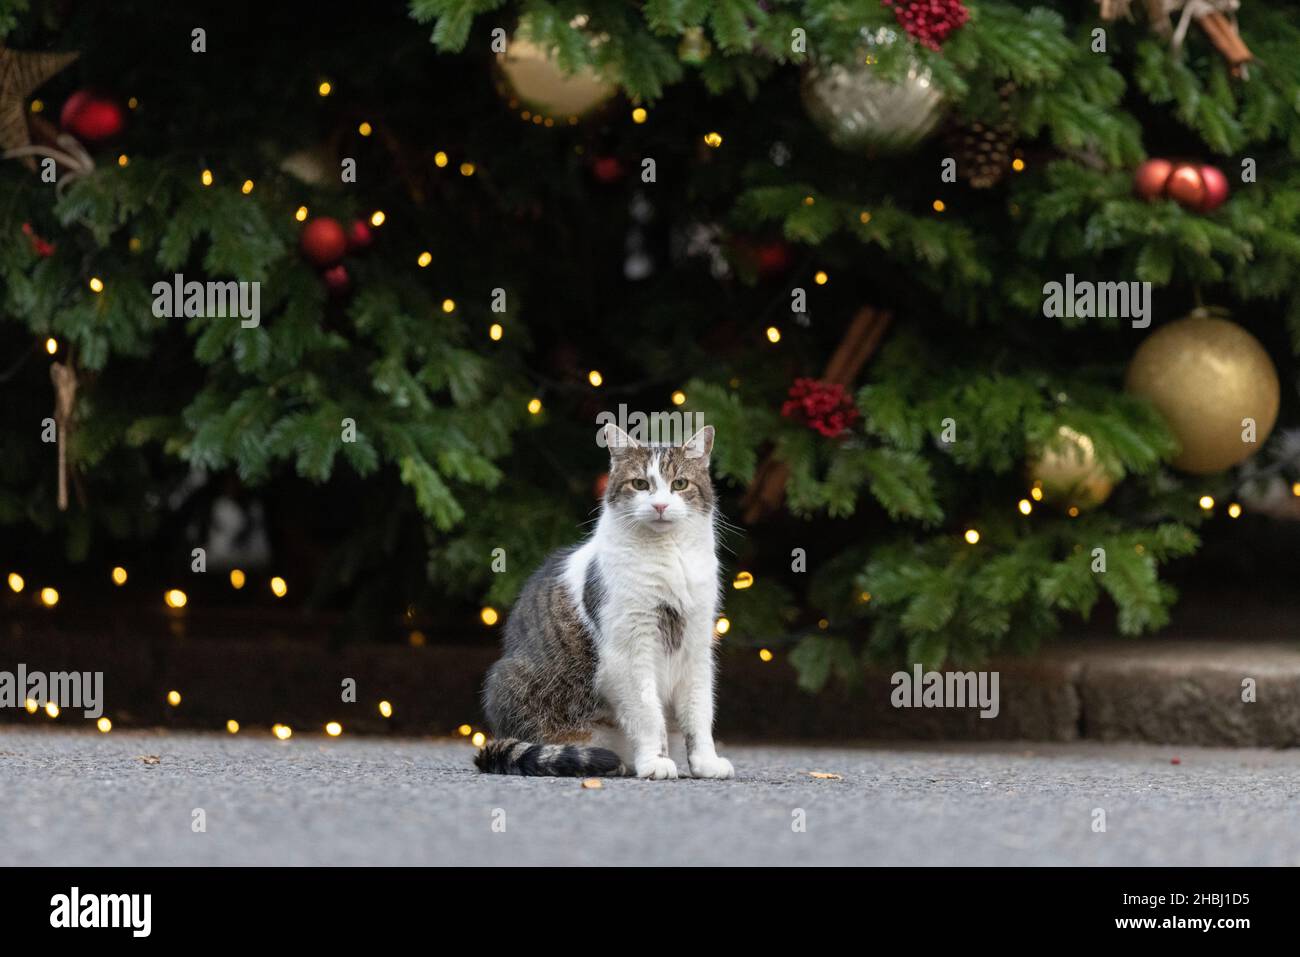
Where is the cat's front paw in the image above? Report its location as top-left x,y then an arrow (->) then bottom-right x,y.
688,754 -> 735,779
635,756 -> 679,780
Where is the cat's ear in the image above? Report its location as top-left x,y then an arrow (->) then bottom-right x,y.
683,425 -> 714,462
602,423 -> 639,458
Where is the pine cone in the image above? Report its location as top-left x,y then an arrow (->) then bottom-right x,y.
948,83 -> 1017,189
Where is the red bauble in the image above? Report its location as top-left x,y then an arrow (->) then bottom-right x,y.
1165,164 -> 1207,211
322,263 -> 351,296
1198,164 -> 1230,212
300,217 -> 347,266
346,219 -> 373,251
591,156 -> 624,183
21,222 -> 55,257
60,90 -> 126,142
593,472 -> 610,499
756,241 -> 792,278
1133,158 -> 1173,201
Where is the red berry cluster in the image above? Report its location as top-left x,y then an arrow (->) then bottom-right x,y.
781,378 -> 860,439
882,0 -> 971,51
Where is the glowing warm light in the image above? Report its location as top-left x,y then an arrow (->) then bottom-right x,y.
434,151 -> 449,168
459,162 -> 476,177
200,169 -> 213,187
631,107 -> 647,124
766,326 -> 781,344
441,298 -> 456,314
111,566 -> 128,586
588,370 -> 603,387
671,390 -> 687,406
488,323 -> 503,341
226,719 -> 240,734
167,690 -> 181,707
1067,506 -> 1080,518
758,649 -> 774,662
1018,499 -> 1033,516
318,81 -> 332,97
165,588 -> 187,609
24,698 -> 38,714
933,199 -> 946,213
714,617 -> 731,636
417,251 -> 432,267
859,211 -> 872,224
964,529 -> 981,545
97,717 -> 112,733
458,724 -> 472,736
859,591 -> 872,604
30,98 -> 43,113
378,700 -> 393,718
270,576 -> 288,598
370,210 -> 386,227
45,702 -> 59,718
241,179 -> 254,194
1030,485 -> 1044,502
814,270 -> 829,285
527,398 -> 543,415
803,195 -> 815,206
295,205 -> 309,222
733,571 -> 754,590
127,97 -> 139,110
273,723 -> 292,740
703,132 -> 723,148
7,573 -> 23,593
481,607 -> 499,626
358,121 -> 373,136
471,731 -> 486,747
40,587 -> 59,607
1012,158 -> 1026,172
1199,495 -> 1215,511
1292,482 -> 1300,498
818,618 -> 830,630
88,277 -> 104,293
1227,502 -> 1242,519
117,154 -> 129,167
229,568 -> 246,589
45,338 -> 57,355
325,721 -> 343,737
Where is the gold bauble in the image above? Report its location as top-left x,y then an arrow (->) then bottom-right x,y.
801,28 -> 944,156
1028,426 -> 1115,511
496,17 -> 617,123
1125,313 -> 1279,474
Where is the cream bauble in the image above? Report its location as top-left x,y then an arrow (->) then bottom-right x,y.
1028,426 -> 1115,511
1125,313 -> 1279,474
496,16 -> 617,123
801,28 -> 944,155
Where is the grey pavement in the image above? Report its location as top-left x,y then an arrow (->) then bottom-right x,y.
2,728 -> 1298,866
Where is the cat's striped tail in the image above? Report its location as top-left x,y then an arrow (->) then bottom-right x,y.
474,738 -> 627,776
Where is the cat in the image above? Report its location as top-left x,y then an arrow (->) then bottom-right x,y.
474,423 -> 734,780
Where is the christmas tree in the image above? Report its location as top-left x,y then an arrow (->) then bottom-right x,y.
2,0 -> 1297,688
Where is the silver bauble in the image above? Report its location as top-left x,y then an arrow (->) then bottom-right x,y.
802,31 -> 944,155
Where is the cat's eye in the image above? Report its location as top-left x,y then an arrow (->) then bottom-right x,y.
631,478 -> 650,491
671,478 -> 689,491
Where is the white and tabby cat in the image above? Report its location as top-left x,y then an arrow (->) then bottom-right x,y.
475,423 -> 734,779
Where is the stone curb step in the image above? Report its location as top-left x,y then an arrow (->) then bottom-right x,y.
2,632 -> 1297,747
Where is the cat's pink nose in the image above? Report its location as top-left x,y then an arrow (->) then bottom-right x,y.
653,503 -> 668,515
